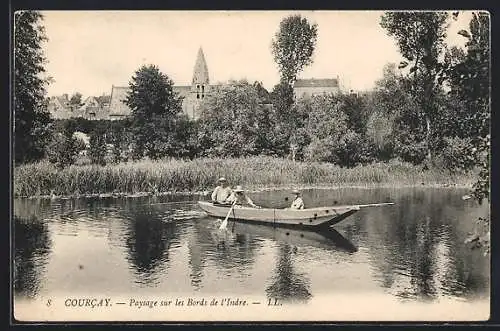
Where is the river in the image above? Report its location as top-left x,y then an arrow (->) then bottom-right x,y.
13,187 -> 490,321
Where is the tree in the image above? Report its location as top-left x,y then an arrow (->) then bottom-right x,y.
69,92 -> 83,107
380,12 -> 449,164
302,94 -> 373,166
268,82 -> 297,157
89,129 -> 107,166
253,81 -> 271,104
271,15 -> 318,85
14,11 -> 52,164
447,12 -> 490,201
46,121 -> 78,169
124,65 -> 184,159
197,81 -> 264,157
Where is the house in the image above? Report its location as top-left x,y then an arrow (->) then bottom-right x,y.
77,96 -> 107,120
48,94 -> 112,120
47,94 -> 73,119
108,86 -> 131,120
293,78 -> 341,99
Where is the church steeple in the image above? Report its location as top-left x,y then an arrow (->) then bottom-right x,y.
192,47 -> 209,85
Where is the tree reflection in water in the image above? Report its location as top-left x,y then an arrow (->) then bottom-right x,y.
13,216 -> 51,298
362,188 -> 490,301
122,206 -> 180,285
266,243 -> 312,303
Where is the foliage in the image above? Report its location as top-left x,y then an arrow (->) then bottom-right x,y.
368,63 -> 428,164
269,82 -> 296,157
338,93 -> 370,134
253,81 -> 271,104
301,94 -> 374,166
89,129 -> 107,166
109,128 -> 129,163
446,12 -> 490,204
69,92 -> 83,107
365,109 -> 394,160
14,11 -> 53,164
124,65 -> 184,159
167,114 -> 200,159
271,14 -> 318,85
198,81 -> 266,157
380,12 -> 450,163
471,135 -> 490,204
436,136 -> 475,171
46,122 -> 78,169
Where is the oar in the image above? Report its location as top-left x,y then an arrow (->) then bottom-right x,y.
354,202 -> 395,208
219,201 -> 236,230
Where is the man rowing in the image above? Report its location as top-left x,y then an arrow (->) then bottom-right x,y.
226,185 -> 261,208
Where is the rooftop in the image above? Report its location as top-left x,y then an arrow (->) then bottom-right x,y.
294,78 -> 339,88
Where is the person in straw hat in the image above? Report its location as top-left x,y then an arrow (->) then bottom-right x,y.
226,185 -> 260,208
289,189 -> 305,210
211,177 -> 233,203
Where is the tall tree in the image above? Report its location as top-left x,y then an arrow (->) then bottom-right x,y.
124,65 -> 183,159
447,12 -> 490,202
271,15 -> 318,86
269,82 -> 297,157
14,11 -> 52,164
380,12 -> 449,164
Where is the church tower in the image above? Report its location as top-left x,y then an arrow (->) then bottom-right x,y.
192,47 -> 209,100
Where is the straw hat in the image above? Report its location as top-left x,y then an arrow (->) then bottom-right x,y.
218,177 -> 227,182
234,185 -> 244,193
291,189 -> 300,195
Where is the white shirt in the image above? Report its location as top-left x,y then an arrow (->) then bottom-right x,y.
211,186 -> 232,203
290,197 -> 304,210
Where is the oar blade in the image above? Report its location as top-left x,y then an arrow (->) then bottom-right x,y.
219,218 -> 228,230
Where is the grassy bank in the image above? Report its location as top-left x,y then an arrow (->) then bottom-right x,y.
14,156 -> 474,198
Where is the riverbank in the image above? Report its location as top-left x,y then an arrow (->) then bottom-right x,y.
14,156 -> 475,199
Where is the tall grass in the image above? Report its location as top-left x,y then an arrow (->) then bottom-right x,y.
14,156 -> 474,198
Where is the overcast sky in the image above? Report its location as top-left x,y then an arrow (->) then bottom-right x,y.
39,10 -> 473,97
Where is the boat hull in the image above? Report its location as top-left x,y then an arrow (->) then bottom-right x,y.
197,201 -> 360,229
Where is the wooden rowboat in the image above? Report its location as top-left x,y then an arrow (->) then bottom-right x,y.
198,201 -> 394,230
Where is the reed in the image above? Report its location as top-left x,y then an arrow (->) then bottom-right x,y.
14,157 -> 475,198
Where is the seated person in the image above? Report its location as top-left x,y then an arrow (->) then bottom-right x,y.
226,185 -> 260,208
289,189 -> 305,210
211,177 -> 232,203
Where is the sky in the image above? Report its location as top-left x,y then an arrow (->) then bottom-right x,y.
39,10 -> 473,98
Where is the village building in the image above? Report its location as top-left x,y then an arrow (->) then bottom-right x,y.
108,47 -> 219,120
47,94 -> 112,120
47,94 -> 73,119
47,48 -> 344,121
76,95 -> 111,120
293,77 -> 341,99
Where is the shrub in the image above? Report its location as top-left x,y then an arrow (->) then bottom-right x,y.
89,131 -> 107,166
46,132 -> 78,169
437,136 -> 475,171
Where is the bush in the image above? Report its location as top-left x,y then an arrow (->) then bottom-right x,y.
89,131 -> 107,166
46,132 -> 78,169
335,130 -> 376,167
437,136 -> 475,171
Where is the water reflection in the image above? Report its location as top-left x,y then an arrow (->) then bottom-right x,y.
266,243 -> 312,303
357,188 -> 490,301
13,216 -> 51,298
121,206 -> 180,286
12,187 -> 489,306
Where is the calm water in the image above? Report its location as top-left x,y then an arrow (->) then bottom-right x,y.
13,188 -> 490,321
